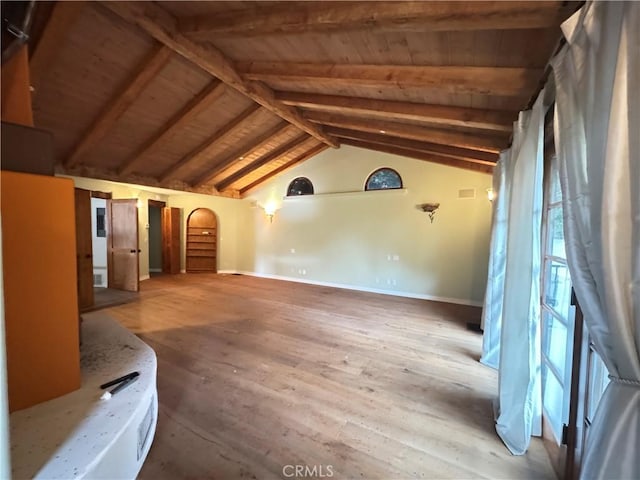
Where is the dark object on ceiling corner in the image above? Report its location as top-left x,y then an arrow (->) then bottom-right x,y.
2,0 -> 35,65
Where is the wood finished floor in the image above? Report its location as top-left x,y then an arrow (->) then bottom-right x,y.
82,287 -> 139,313
104,274 -> 555,480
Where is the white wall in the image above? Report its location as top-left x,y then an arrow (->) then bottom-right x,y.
241,146 -> 493,305
90,198 -> 108,287
62,148 -> 493,306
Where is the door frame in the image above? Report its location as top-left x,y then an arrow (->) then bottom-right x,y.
147,199 -> 166,275
74,188 -> 94,311
91,190 -> 112,288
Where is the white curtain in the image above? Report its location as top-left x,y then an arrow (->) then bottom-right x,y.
493,90 -> 546,455
480,151 -> 509,369
551,2 -> 640,478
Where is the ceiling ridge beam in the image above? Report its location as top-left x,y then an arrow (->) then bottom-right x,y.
238,62 -> 542,97
117,80 -> 225,175
240,143 -> 329,196
326,127 -> 497,165
276,91 -> 513,132
99,1 -> 338,148
158,103 -> 262,183
192,122 -> 296,187
305,112 -> 506,153
64,43 -> 172,168
342,139 -> 494,174
216,134 -> 311,191
179,1 -> 577,37
30,1 -> 86,91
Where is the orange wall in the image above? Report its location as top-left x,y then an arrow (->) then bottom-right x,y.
1,45 -> 33,126
1,172 -> 81,412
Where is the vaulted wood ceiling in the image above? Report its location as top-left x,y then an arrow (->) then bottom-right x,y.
29,1 -> 579,197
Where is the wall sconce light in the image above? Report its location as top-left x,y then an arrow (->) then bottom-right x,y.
486,188 -> 495,202
264,204 -> 277,223
417,203 -> 440,223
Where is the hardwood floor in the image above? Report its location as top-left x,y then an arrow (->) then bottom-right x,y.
103,274 -> 555,479
81,287 -> 139,313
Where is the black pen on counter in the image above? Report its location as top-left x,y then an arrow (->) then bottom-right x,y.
100,372 -> 140,400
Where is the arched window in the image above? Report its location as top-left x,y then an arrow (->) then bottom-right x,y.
287,177 -> 314,196
365,168 -> 403,191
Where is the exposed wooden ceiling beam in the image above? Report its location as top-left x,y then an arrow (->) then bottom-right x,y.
64,44 -> 172,168
276,91 -> 514,132
192,122 -> 296,187
342,139 -> 494,174
99,1 -> 338,148
29,1 -> 85,91
118,80 -> 225,175
159,104 -> 262,183
327,128 -> 497,165
216,134 -> 311,191
240,143 -> 329,196
179,1 -> 575,37
58,164 -> 239,198
238,62 -> 541,97
305,112 -> 506,153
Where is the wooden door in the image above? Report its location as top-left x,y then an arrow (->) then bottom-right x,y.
162,207 -> 181,274
186,208 -> 217,273
107,199 -> 139,292
74,188 -> 94,310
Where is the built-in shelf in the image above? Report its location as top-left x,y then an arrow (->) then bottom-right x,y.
186,213 -> 217,273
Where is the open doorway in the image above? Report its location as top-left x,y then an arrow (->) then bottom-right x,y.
90,193 -> 109,289
79,190 -> 140,312
148,199 -> 165,278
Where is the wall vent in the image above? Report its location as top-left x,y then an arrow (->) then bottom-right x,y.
458,188 -> 476,199
93,274 -> 103,286
138,399 -> 155,460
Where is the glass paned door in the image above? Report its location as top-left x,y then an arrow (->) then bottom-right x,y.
541,157 -> 576,443
583,342 -> 610,443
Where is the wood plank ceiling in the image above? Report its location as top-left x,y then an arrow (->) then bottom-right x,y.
29,1 -> 579,197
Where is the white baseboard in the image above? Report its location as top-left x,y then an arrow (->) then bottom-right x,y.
231,271 -> 482,307
149,268 -> 162,273
180,269 -> 186,274
139,275 -> 150,281
218,269 -> 238,274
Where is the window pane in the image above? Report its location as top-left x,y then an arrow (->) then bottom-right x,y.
542,365 -> 565,443
587,350 -> 610,423
547,207 -> 566,259
287,177 -> 314,196
549,156 -> 562,204
365,168 -> 402,190
542,310 -> 568,381
544,260 -> 572,320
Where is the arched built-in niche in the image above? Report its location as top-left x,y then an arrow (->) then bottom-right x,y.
186,208 -> 217,273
